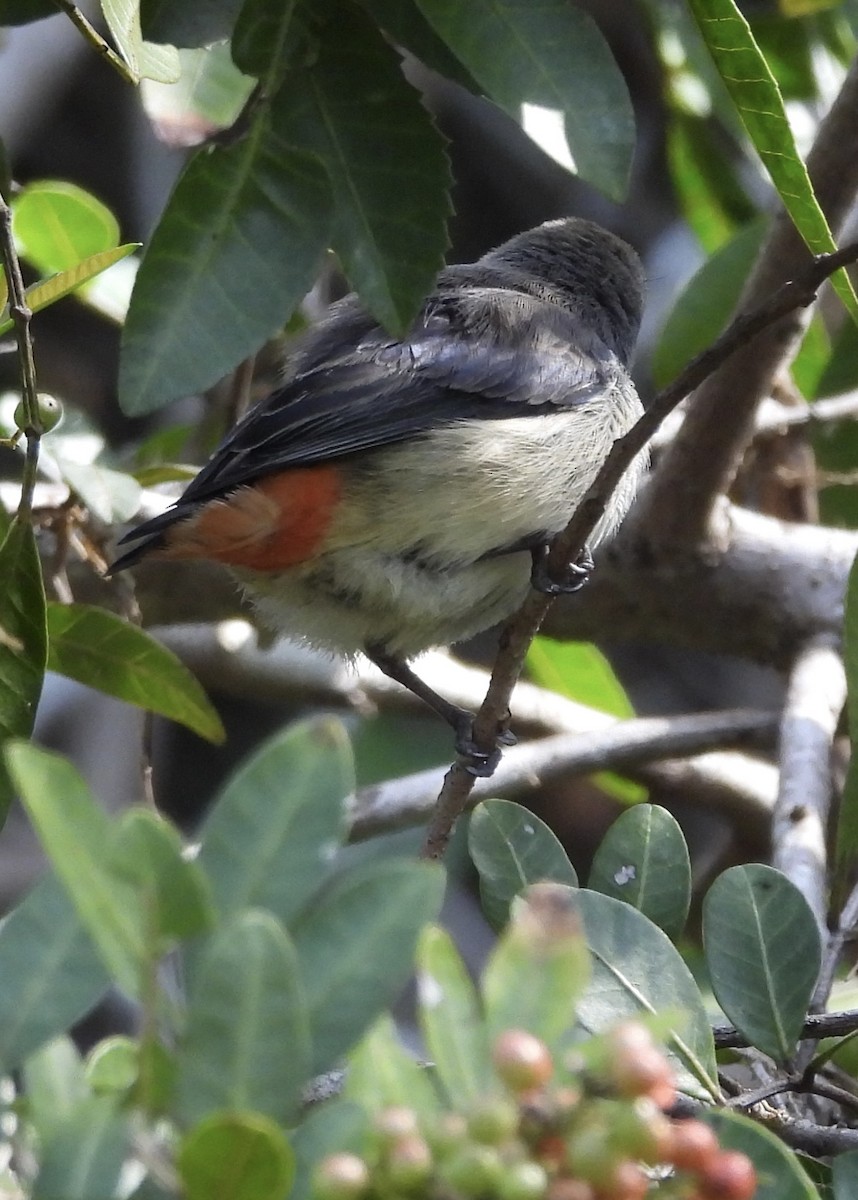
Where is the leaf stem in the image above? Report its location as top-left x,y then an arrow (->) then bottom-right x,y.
51,0 -> 136,85
0,192 -> 41,522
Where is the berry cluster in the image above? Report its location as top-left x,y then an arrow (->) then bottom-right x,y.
312,1024 -> 757,1200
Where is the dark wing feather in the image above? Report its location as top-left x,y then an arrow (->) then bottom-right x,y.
114,275 -> 620,562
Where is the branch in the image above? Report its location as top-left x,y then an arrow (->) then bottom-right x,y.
714,1009 -> 858,1050
355,709 -> 777,843
645,55 -> 858,547
670,1093 -> 858,1156
772,637 -> 845,934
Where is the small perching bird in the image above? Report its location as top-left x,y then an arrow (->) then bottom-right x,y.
113,217 -> 648,772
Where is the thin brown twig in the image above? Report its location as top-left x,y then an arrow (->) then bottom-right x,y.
714,1009 -> 858,1050
51,0 -> 136,85
421,239 -> 858,860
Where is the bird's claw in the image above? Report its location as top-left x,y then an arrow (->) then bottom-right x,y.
530,542 -> 594,596
453,712 -> 516,777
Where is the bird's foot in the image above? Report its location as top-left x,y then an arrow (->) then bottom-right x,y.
530,541 -> 594,596
453,709 -> 516,778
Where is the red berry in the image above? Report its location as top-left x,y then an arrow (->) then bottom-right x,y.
494,1030 -> 554,1093
595,1160 -> 649,1200
545,1179 -> 595,1200
698,1150 -> 757,1199
666,1120 -> 720,1172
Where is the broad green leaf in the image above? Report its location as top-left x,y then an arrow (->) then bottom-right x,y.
47,602 -> 225,744
55,461 -> 141,524
483,883 -> 590,1049
178,1113 -> 293,1200
0,518 -> 46,824
0,869 -> 109,1072
0,246 -> 140,336
141,44 -> 254,135
652,218 -> 767,388
4,742 -> 146,995
111,808 -> 215,941
270,0 -> 451,336
119,130 -> 331,415
416,0 -> 634,201
704,1109 -> 820,1200
688,0 -> 858,322
702,864 -> 821,1062
232,0 -> 310,80
588,805 -> 691,941
574,887 -> 719,1100
833,1150 -> 858,1200
290,1103 -> 367,1200
140,0 -> 243,46
100,0 -> 181,83
666,113 -> 757,253
527,638 -> 633,717
416,926 -> 492,1104
293,859 -> 445,1073
346,1014 -> 439,1117
355,0 -> 480,90
24,1036 -> 89,1141
468,798 -> 577,929
33,1097 -> 129,1200
13,181 -> 119,272
198,717 -> 353,923
177,910 -> 310,1126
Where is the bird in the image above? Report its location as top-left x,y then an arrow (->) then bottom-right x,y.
113,217 -> 648,773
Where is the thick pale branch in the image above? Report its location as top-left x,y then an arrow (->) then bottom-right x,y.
646,56 -> 858,547
772,638 -> 845,934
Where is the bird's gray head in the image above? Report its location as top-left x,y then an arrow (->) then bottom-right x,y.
482,217 -> 645,365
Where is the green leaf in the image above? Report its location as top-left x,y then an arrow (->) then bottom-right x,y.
815,317 -> 858,399
290,1102 -> 368,1200
13,181 -> 119,272
232,0 -> 310,80
47,602 -> 225,743
0,518 -> 46,824
346,1014 -> 440,1117
483,883 -> 590,1050
527,638 -> 633,716
141,44 -> 254,134
0,870 -> 109,1072
666,113 -> 757,253
574,887 -> 720,1100
111,808 -> 215,941
86,1036 -> 139,1096
119,129 -> 332,415
140,0 -> 243,46
100,0 -> 181,83
24,1036 -> 89,1141
0,246 -> 140,336
833,1150 -> 858,1200
33,1097 -> 129,1200
415,926 -> 492,1104
652,218 -> 767,389
704,1109 -> 820,1200
270,0 -> 451,335
355,0 -> 480,90
702,863 -> 821,1062
53,460 -> 142,524
416,0 -> 634,201
176,910 -> 310,1126
468,799 -> 577,929
687,0 -> 858,322
588,805 -> 691,942
198,717 -> 353,924
293,858 -> 445,1073
4,742 -> 146,995
178,1113 -> 294,1200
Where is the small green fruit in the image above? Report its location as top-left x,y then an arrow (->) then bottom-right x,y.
14,393 -> 63,434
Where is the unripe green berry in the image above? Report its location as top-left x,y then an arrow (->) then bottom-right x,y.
384,1134 -> 433,1190
374,1106 -> 420,1144
425,1111 -> 469,1158
439,1144 -> 504,1196
14,393 -> 62,434
498,1161 -> 549,1200
312,1153 -> 371,1200
467,1097 -> 520,1145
